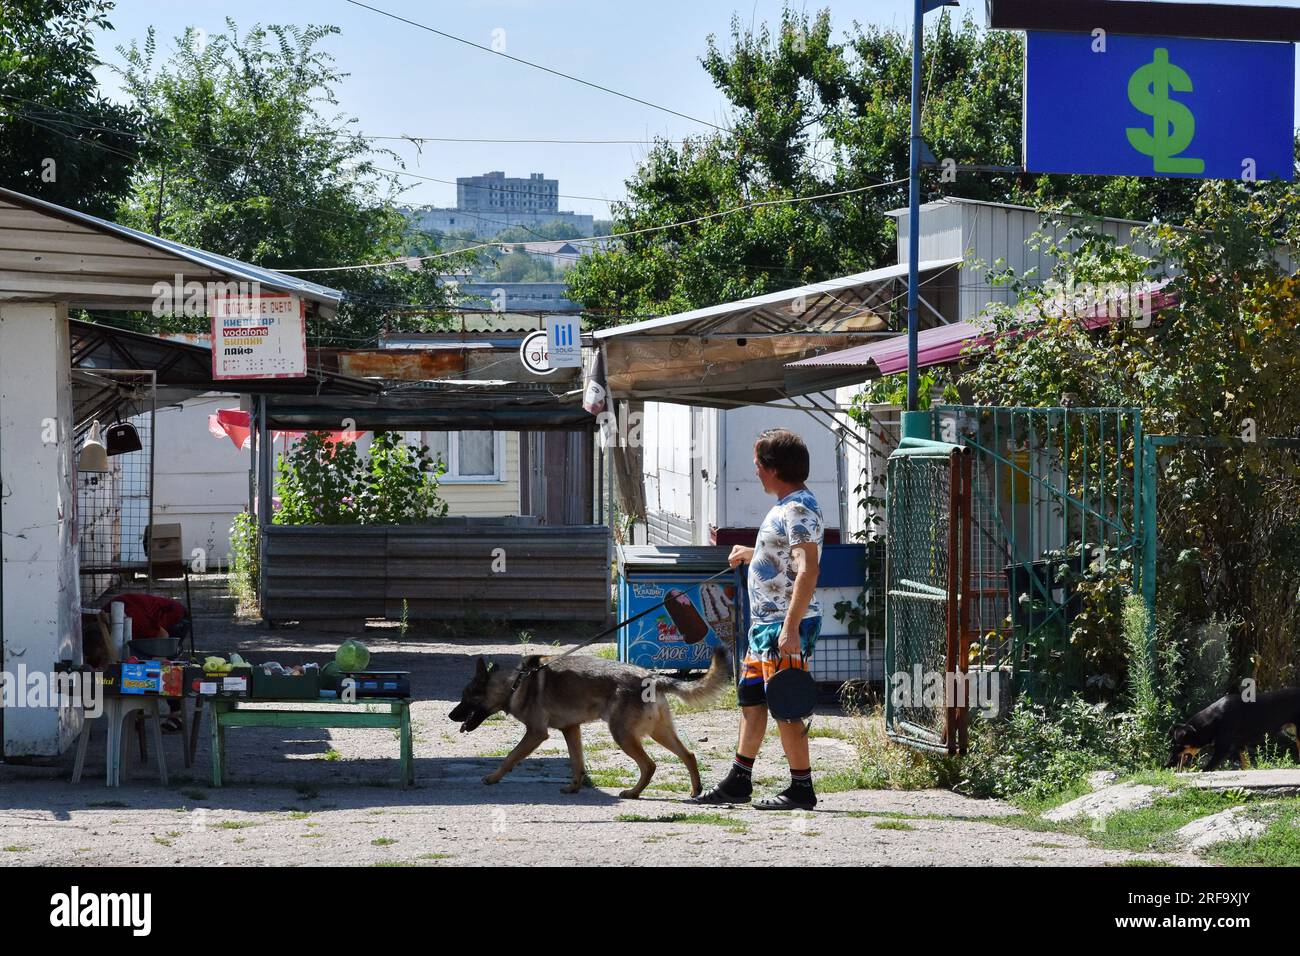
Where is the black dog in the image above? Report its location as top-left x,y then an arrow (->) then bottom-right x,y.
1167,688 -> 1300,771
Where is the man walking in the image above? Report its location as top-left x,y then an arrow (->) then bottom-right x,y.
692,428 -> 823,810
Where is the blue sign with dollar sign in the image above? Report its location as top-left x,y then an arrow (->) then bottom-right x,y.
1025,31 -> 1295,182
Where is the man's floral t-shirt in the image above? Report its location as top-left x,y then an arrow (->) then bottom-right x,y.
747,487 -> 824,625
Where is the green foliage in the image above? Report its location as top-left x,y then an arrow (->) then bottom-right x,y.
0,0 -> 142,216
228,509 -> 259,606
110,19 -> 478,344
961,184 -> 1300,690
960,697 -> 1158,802
354,431 -> 448,525
858,370 -> 959,410
273,432 -> 447,526
569,8 -> 1201,326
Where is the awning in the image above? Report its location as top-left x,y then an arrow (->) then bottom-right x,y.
70,319 -> 381,435
264,381 -> 595,432
0,187 -> 343,315
785,319 -> 991,392
589,258 -> 962,406
784,282 -> 1178,393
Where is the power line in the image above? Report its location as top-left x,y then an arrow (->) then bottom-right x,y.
3,95 -> 914,286
343,0 -> 731,134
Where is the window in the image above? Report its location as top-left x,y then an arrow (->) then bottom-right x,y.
417,431 -> 503,481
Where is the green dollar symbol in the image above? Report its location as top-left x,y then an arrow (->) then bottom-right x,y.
1127,48 -> 1204,174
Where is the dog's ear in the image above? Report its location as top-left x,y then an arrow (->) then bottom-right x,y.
1170,723 -> 1192,741
474,657 -> 488,678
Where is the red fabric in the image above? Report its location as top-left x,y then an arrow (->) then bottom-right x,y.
103,593 -> 187,639
209,408 -> 358,449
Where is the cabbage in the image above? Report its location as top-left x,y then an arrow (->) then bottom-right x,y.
335,639 -> 370,672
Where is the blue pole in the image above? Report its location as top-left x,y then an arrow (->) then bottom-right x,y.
907,0 -> 923,415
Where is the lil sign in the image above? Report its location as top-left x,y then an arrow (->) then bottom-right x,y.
1024,31 -> 1295,182
545,315 -> 582,368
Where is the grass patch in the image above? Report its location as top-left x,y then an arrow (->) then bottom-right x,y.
616,811 -> 740,828
215,821 -> 258,831
2,845 -> 29,852
807,726 -> 850,741
1204,804 -> 1300,866
593,645 -> 618,660
671,681 -> 738,715
418,852 -> 453,860
873,820 -> 916,831
371,837 -> 397,846
587,766 -> 635,788
1021,782 -> 1252,855
323,749 -> 342,762
823,707 -> 956,792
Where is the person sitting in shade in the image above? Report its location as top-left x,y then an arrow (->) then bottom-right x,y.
100,593 -> 191,732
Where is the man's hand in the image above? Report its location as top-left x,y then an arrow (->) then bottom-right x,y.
777,622 -> 802,656
728,545 -> 754,568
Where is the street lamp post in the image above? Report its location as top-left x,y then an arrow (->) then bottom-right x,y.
902,0 -> 958,440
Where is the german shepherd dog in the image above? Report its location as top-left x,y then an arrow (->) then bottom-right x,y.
1166,688 -> 1300,771
449,646 -> 729,797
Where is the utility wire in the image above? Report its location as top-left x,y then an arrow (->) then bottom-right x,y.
342,0 -> 731,133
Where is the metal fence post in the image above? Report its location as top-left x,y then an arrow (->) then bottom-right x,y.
1140,433 -> 1159,654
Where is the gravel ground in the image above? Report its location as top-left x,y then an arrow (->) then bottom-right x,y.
0,578 -> 1186,866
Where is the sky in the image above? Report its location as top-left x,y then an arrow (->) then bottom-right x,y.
89,0 -> 1300,218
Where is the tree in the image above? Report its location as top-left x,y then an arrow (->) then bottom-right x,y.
960,182 -> 1300,690
113,20 -> 477,344
0,0 -> 142,216
569,7 -> 1205,326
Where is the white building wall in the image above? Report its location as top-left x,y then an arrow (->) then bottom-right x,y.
149,394 -> 249,566
641,399 -> 845,545
0,302 -> 81,756
892,198 -> 1162,323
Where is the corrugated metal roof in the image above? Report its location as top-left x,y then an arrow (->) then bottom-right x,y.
593,258 -> 962,340
0,186 -> 342,309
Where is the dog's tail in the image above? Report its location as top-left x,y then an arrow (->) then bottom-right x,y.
654,646 -> 731,706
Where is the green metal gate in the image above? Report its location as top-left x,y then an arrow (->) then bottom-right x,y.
884,407 -> 1150,753
884,437 -> 973,754
935,406 -> 1147,701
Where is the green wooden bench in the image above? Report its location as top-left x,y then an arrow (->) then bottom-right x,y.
208,698 -> 414,787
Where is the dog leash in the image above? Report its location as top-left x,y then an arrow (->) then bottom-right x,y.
510,565 -> 736,692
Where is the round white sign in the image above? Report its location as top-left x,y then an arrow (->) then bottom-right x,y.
519,329 -> 556,375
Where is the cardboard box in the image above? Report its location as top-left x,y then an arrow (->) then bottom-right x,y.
147,522 -> 185,578
111,661 -> 185,697
182,666 -> 251,698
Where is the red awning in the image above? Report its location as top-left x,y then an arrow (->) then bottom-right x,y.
208,408 -> 359,450
784,283 -> 1177,391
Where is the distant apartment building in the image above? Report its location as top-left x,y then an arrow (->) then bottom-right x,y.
405,170 -> 596,239
458,171 -> 558,214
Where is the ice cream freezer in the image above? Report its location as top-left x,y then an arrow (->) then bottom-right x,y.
616,546 -> 743,671
615,543 -> 872,680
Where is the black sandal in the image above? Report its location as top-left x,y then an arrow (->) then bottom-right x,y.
161,715 -> 183,734
753,790 -> 817,811
687,783 -> 751,806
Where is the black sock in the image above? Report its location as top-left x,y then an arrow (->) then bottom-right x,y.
721,753 -> 754,793
788,767 -> 814,792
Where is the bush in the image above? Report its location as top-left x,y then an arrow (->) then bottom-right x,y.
273,431 -> 448,526
229,509 -> 259,607
956,594 -> 1176,802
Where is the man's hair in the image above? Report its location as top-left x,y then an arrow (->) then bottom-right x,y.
754,428 -> 810,483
